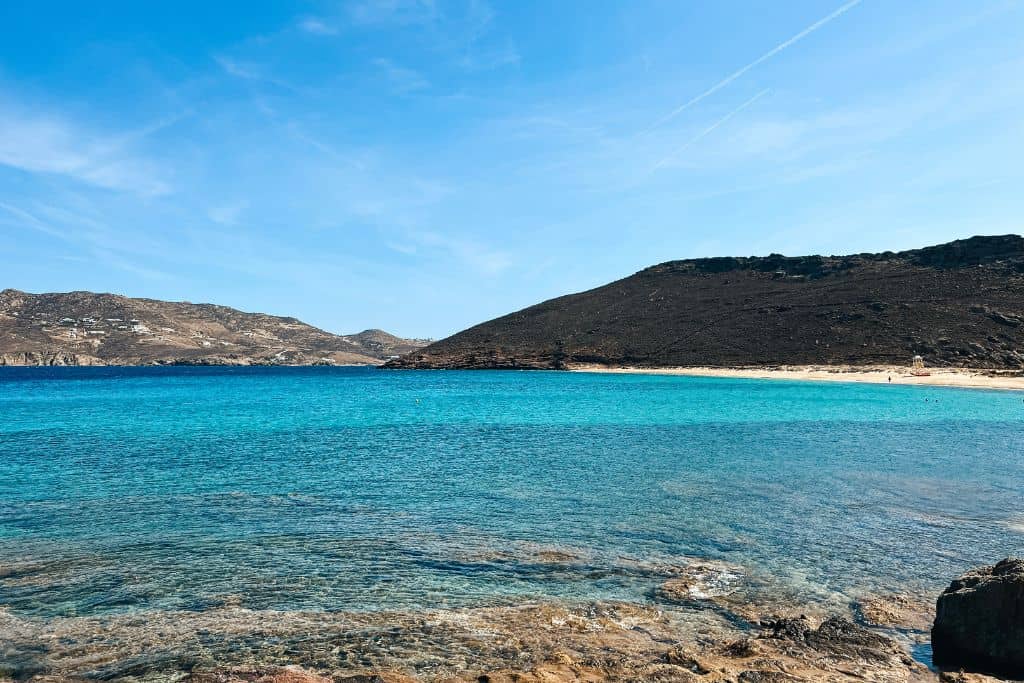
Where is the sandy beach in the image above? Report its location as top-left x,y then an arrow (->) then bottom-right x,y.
569,364 -> 1024,391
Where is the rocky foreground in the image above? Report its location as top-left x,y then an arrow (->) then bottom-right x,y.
933,559 -> 1024,679
0,599 -> 936,683
0,290 -> 428,366
387,235 -> 1024,371
5,558 -> 1024,682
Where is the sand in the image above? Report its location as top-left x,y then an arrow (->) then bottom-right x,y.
568,364 -> 1024,391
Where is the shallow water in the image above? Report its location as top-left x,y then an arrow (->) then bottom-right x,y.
1,366 -> 1022,624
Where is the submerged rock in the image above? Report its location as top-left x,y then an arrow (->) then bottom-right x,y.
705,614 -> 927,682
856,593 -> 934,631
932,558 -> 1024,678
654,562 -> 744,603
189,668 -> 416,682
0,598 -> 934,682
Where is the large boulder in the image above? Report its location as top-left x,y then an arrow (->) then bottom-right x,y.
932,558 -> 1024,678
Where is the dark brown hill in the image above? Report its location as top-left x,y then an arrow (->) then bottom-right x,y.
0,290 -> 428,366
387,235 -> 1024,370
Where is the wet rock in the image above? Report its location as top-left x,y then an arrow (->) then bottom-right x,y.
722,639 -> 761,658
633,662 -> 703,681
188,666 -> 333,682
807,616 -> 905,663
856,594 -> 934,631
189,669 -> 418,683
470,663 -> 616,682
0,599 -> 929,683
335,674 -> 417,683
654,562 -> 743,604
932,558 -> 1024,679
939,671 -> 1006,683
663,647 -> 709,674
757,616 -> 818,646
737,671 -> 802,682
756,615 -> 916,671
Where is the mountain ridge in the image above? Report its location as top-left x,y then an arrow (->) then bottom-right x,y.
0,289 -> 428,367
386,235 -> 1024,371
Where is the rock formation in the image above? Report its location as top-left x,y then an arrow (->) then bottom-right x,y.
0,600 -> 933,682
932,558 -> 1024,678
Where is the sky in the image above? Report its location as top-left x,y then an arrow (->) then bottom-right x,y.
1,1 -> 1022,338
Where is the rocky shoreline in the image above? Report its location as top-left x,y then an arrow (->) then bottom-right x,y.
0,597 -> 935,683
3,557 -> 1021,682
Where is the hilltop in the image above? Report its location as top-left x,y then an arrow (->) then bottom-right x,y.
387,235 -> 1024,371
0,290 -> 428,366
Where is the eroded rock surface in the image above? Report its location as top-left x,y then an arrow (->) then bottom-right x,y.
0,600 -> 938,682
655,562 -> 745,603
857,594 -> 935,632
932,558 -> 1024,679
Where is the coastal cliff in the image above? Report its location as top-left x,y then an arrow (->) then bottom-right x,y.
0,290 -> 428,367
387,235 -> 1024,370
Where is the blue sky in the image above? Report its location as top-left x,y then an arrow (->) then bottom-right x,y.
1,0 -> 1022,338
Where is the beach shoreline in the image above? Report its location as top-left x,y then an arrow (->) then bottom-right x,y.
568,363 -> 1024,391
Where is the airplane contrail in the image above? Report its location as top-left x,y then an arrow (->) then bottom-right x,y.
646,0 -> 862,132
651,88 -> 771,172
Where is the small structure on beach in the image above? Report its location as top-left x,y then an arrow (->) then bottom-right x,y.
911,355 -> 930,376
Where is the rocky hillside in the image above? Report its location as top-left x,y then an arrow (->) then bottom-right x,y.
387,235 -> 1024,370
0,290 -> 428,366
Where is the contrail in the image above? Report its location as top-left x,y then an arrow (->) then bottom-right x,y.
646,0 -> 862,132
0,200 -> 68,240
652,88 -> 771,172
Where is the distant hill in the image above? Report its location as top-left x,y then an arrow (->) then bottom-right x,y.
386,235 -> 1024,370
0,290 -> 428,366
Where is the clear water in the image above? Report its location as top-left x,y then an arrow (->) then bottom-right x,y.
1,366 -> 1022,619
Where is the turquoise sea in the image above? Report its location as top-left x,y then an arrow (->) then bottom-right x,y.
2,367 -> 1022,626
0,364 -> 1022,674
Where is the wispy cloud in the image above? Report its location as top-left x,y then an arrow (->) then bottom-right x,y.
347,0 -> 437,26
86,248 -> 171,280
400,230 -> 513,276
500,58 -> 997,197
297,17 -> 338,35
646,0 -> 862,132
445,0 -> 518,72
0,102 -> 172,196
373,58 -> 430,93
384,240 -> 418,255
214,55 -> 302,92
457,41 -> 519,71
0,199 -> 170,279
0,200 -> 70,240
207,201 -> 249,226
348,0 -> 516,72
652,89 -> 771,172
214,55 -> 260,80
